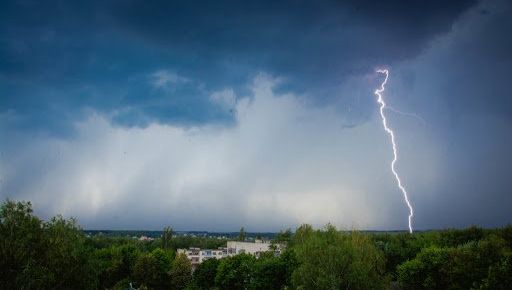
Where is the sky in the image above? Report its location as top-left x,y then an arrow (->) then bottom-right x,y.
1,0 -> 511,231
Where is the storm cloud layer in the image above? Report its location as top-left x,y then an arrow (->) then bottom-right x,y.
1,0 -> 511,230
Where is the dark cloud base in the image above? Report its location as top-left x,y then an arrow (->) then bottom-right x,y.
1,0 -> 476,133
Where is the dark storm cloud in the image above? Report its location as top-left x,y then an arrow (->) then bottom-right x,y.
2,0 -> 511,231
0,0 -> 476,134
387,0 -> 512,229
110,0 -> 477,92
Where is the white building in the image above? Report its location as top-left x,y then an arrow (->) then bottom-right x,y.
226,240 -> 278,257
177,240 -> 281,268
177,247 -> 232,268
138,235 -> 154,241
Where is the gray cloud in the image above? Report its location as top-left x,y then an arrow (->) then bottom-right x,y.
0,0 -> 477,134
1,0 -> 511,231
387,0 -> 512,229
0,75 -> 440,231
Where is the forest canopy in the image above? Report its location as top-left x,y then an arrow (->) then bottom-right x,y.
1,199 -> 511,290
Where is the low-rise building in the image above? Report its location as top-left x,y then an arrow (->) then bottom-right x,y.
177,247 -> 231,268
177,240 -> 281,268
138,235 -> 154,241
226,240 -> 279,257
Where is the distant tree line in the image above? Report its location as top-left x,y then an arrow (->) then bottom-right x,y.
1,199 -> 511,289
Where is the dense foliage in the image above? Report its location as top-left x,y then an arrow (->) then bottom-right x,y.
1,199 -> 511,290
291,224 -> 387,289
0,200 -> 98,289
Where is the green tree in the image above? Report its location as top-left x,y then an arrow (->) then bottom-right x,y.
41,216 -> 98,289
133,248 -> 172,290
438,226 -> 484,247
251,255 -> 289,290
372,231 -> 439,279
479,252 -> 512,290
95,247 -> 125,289
133,253 -> 161,289
0,200 -> 98,290
162,226 -> 174,250
96,243 -> 141,288
291,223 -> 313,247
170,253 -> 193,290
397,246 -> 451,290
448,236 -> 506,289
193,258 -> 219,290
291,224 -> 387,290
274,228 -> 293,244
495,224 -> 512,251
215,254 -> 255,290
0,200 -> 45,289
238,227 -> 246,241
398,237 -> 508,290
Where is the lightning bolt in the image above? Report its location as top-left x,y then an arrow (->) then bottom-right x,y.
375,69 -> 414,233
